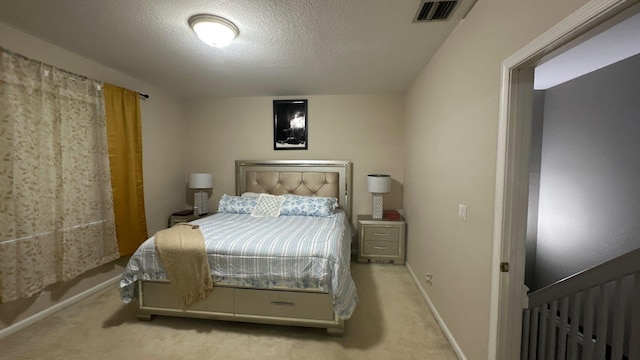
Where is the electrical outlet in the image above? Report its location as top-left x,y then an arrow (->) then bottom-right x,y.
425,273 -> 433,286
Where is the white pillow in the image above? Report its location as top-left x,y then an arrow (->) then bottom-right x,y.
251,194 -> 286,217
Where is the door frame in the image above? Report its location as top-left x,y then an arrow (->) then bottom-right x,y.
489,0 -> 640,358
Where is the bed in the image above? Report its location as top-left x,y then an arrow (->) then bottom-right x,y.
119,160 -> 356,336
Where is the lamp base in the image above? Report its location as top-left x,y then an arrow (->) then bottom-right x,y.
194,190 -> 208,215
372,193 -> 384,219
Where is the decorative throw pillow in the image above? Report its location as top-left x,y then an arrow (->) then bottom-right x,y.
217,194 -> 258,214
280,194 -> 338,217
251,194 -> 286,217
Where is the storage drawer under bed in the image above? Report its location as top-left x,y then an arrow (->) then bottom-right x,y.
234,288 -> 335,321
139,281 -> 334,322
140,281 -> 234,313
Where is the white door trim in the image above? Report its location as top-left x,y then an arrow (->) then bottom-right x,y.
489,0 -> 639,358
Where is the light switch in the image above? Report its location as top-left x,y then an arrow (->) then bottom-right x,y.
458,204 -> 467,221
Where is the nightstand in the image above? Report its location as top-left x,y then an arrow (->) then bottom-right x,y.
357,214 -> 406,264
168,211 -> 212,227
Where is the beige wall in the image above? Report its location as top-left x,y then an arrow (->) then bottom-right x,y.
184,94 -> 406,225
0,23 -> 187,330
403,0 -> 589,358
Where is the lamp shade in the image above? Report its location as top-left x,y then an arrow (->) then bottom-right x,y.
367,174 -> 391,193
189,173 -> 213,189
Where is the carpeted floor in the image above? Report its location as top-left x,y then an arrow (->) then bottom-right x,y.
0,263 -> 457,360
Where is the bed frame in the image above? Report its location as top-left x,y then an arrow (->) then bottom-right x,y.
135,160 -> 353,336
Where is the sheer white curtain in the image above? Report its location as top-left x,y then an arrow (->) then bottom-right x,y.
0,48 -> 119,303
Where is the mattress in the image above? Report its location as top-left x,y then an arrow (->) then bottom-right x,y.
119,210 -> 357,319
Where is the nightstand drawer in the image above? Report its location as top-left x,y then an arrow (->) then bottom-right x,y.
363,240 -> 400,256
363,227 -> 399,242
357,215 -> 405,264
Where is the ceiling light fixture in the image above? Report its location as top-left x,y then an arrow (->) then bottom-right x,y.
189,14 -> 239,48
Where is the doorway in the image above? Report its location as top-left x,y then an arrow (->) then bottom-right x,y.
490,0 -> 640,358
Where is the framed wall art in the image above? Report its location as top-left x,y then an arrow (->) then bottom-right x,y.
273,99 -> 308,150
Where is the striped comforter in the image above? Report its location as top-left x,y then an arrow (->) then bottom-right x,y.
119,210 -> 358,319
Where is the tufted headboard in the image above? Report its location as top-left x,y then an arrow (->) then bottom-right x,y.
235,160 -> 352,220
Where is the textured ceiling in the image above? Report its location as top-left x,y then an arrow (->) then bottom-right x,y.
0,0 -> 477,99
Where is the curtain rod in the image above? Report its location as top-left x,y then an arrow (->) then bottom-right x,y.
2,46 -> 151,100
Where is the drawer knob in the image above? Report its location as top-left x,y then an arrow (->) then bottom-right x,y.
270,301 -> 295,307
374,233 -> 389,236
374,246 -> 389,250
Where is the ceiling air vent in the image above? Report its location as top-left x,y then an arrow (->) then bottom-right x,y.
413,1 -> 458,22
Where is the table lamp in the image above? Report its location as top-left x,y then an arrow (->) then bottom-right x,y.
367,174 -> 391,219
189,173 -> 213,216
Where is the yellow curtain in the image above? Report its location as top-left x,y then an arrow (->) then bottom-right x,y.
103,83 -> 148,255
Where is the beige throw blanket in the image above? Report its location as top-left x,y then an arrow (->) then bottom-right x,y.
154,223 -> 213,309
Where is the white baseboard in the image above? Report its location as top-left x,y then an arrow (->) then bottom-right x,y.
0,275 -> 121,340
406,262 -> 467,360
